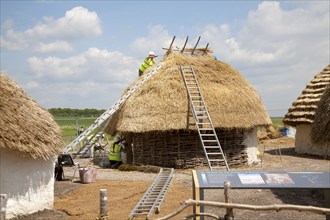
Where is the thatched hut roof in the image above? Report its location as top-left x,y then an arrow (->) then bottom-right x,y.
311,85 -> 330,144
104,50 -> 271,134
283,65 -> 330,127
0,73 -> 63,160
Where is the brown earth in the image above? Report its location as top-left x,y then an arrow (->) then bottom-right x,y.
12,137 -> 330,220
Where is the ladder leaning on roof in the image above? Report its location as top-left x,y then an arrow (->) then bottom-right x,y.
179,65 -> 230,171
61,63 -> 164,155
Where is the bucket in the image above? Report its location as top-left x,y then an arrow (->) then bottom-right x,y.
79,167 -> 97,184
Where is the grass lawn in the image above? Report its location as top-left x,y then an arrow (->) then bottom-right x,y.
271,117 -> 284,130
55,116 -> 96,137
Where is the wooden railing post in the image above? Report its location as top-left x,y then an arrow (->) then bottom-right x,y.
224,181 -> 234,220
100,189 -> 108,220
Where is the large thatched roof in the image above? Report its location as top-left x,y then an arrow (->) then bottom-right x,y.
0,73 -> 63,160
311,85 -> 330,144
104,50 -> 271,134
283,65 -> 330,127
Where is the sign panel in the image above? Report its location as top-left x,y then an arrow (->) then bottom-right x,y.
197,171 -> 330,189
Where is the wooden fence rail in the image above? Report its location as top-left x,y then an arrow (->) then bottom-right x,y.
156,199 -> 330,220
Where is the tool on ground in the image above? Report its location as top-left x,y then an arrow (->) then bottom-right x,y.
129,168 -> 174,220
180,65 -> 229,171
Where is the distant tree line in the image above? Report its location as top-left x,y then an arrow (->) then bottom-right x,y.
48,108 -> 106,117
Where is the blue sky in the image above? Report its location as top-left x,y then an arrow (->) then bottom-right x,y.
1,1 -> 329,117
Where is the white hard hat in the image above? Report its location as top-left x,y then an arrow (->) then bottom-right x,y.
148,51 -> 157,57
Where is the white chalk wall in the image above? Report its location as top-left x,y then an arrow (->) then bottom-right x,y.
242,128 -> 260,165
296,124 -> 330,156
0,148 -> 55,219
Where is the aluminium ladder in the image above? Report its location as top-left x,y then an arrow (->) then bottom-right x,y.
62,63 -> 163,154
129,168 -> 174,220
180,65 -> 230,171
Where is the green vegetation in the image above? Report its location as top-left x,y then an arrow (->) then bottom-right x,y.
50,108 -> 110,145
49,108 -> 106,117
271,117 -> 284,130
54,116 -> 97,137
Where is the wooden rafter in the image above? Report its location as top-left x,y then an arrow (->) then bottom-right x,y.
191,36 -> 201,55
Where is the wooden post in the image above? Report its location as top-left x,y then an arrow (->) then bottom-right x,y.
1,194 -> 8,220
224,181 -> 234,220
100,189 -> 108,220
191,36 -> 201,55
192,170 -> 200,220
181,36 -> 189,53
325,189 -> 330,220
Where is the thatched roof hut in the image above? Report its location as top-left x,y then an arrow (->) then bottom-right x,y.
106,51 -> 271,133
311,85 -> 330,145
0,73 -> 63,159
0,73 -> 63,218
283,65 -> 330,126
283,65 -> 330,156
104,49 -> 271,168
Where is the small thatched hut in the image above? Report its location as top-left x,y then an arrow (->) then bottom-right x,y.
104,49 -> 271,168
311,85 -> 330,153
0,73 -> 63,219
283,65 -> 330,156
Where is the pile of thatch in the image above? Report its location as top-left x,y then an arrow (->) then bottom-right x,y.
0,73 -> 63,160
104,50 -> 271,134
283,65 -> 330,126
258,125 -> 282,140
311,85 -> 330,145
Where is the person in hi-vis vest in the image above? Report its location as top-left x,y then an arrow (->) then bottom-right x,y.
109,135 -> 123,168
138,51 -> 157,76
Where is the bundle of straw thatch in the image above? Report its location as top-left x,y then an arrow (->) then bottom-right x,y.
284,65 -> 330,126
104,50 -> 271,134
311,85 -> 330,145
0,73 -> 63,160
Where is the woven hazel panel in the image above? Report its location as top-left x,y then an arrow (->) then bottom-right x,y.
132,129 -> 248,168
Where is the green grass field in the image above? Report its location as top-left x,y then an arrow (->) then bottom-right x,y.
271,117 -> 284,130
54,116 -> 115,146
55,116 -> 96,137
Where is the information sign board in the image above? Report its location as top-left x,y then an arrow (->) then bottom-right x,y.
197,171 -> 330,189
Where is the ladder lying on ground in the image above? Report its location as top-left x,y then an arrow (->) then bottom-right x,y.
180,65 -> 230,171
62,63 -> 163,155
129,168 -> 174,220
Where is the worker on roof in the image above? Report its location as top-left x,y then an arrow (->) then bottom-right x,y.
138,51 -> 157,77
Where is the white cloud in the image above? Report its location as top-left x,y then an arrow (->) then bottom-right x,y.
27,47 -> 139,82
0,29 -> 29,51
25,6 -> 102,40
198,1 -> 329,70
131,25 -> 171,56
131,25 -> 195,57
24,47 -> 141,109
1,6 -> 102,52
36,41 -> 74,53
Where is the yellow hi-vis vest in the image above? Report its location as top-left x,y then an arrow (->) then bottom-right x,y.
109,143 -> 122,161
139,58 -> 154,73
